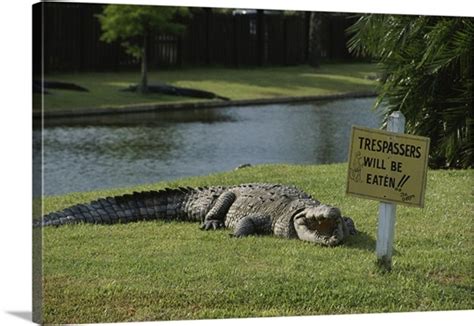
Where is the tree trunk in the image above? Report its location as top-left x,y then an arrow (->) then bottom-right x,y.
256,9 -> 265,66
140,30 -> 148,93
308,12 -> 323,68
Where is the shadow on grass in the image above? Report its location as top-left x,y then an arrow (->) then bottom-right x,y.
345,230 -> 377,252
345,231 -> 402,259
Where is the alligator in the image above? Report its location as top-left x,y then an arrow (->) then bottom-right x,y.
34,183 -> 356,246
121,83 -> 230,101
33,80 -> 89,94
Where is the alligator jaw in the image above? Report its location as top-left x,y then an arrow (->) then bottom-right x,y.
293,205 -> 347,246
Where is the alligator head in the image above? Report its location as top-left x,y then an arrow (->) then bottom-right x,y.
293,204 -> 356,246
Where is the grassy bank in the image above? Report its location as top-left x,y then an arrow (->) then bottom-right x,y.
36,63 -> 378,112
40,164 -> 473,323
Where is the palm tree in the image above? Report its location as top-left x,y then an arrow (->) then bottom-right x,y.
348,15 -> 473,168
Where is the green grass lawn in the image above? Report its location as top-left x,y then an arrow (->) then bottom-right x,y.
36,63 -> 378,112
40,164 -> 473,323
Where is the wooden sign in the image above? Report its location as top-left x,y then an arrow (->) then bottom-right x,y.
346,126 -> 430,208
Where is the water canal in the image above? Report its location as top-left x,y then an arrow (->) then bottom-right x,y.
34,97 -> 384,195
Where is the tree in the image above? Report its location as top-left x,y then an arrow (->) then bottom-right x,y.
307,12 -> 324,68
348,15 -> 473,168
97,5 -> 189,93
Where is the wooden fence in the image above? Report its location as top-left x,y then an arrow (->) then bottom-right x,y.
35,3 -> 356,73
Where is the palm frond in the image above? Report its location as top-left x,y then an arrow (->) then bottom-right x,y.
348,15 -> 473,168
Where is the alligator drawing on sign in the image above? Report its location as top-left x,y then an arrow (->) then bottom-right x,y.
34,183 -> 357,247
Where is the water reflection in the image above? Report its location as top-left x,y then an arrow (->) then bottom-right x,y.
34,98 -> 383,195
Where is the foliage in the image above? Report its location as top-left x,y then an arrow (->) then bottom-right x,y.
97,5 -> 188,59
97,5 -> 189,92
348,15 -> 474,168
40,164 -> 473,323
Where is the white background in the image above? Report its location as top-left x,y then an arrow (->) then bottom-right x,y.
0,1 -> 472,325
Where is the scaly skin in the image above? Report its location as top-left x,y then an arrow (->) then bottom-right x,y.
35,183 -> 356,246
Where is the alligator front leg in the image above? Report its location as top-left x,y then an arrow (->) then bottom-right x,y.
232,214 -> 272,237
200,192 -> 236,230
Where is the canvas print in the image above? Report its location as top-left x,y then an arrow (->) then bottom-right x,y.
32,1 -> 473,324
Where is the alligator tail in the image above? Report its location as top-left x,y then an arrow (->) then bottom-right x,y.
34,187 -> 197,228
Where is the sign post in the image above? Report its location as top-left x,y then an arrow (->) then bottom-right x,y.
346,111 -> 430,271
376,112 -> 405,270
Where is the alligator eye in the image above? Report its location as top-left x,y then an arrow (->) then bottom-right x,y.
292,208 -> 307,220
